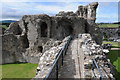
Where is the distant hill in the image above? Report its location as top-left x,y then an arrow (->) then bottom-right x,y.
0,20 -> 17,23
97,22 -> 120,24
97,23 -> 119,28
113,22 -> 120,24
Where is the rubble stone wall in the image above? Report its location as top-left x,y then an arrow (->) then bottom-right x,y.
1,2 -> 102,64
81,34 -> 114,79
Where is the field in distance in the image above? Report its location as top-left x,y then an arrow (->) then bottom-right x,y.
97,23 -> 119,28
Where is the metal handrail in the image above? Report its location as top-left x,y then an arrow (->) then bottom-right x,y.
44,36 -> 72,80
92,59 -> 103,80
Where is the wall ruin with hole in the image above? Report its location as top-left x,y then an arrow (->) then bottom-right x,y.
1,2 -> 102,64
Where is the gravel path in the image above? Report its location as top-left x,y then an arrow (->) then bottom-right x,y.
111,48 -> 120,50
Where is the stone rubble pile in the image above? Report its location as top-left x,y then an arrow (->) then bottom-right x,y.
80,34 -> 115,79
35,36 -> 71,78
43,39 -> 62,52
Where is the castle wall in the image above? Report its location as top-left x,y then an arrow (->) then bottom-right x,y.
76,2 -> 98,24
1,2 -> 102,64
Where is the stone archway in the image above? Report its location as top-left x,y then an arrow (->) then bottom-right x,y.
41,22 -> 48,37
56,20 -> 73,40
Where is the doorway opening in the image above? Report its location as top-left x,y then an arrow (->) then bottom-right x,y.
41,22 -> 48,37
38,46 -> 43,53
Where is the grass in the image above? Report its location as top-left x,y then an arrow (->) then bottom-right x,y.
107,50 -> 120,80
0,63 -> 38,79
97,24 -> 119,28
102,41 -> 120,48
0,25 -> 8,29
0,65 -> 2,80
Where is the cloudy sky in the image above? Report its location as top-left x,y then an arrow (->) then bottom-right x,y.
0,0 -> 119,23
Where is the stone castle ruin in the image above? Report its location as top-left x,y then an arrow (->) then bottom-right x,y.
1,2 -> 102,64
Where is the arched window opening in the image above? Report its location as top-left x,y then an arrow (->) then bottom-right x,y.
41,22 -> 48,37
85,23 -> 88,33
38,46 -> 43,53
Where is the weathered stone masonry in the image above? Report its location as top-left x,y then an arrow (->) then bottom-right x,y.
1,2 -> 102,64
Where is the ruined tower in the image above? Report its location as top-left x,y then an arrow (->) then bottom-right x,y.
1,2 -> 102,64
76,2 -> 98,24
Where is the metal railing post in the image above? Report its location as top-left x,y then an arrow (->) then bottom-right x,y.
56,61 -> 58,80
65,44 -> 67,55
92,60 -> 94,71
62,51 -> 64,66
